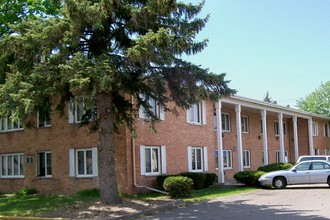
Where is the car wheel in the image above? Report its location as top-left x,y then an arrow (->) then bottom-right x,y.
327,177 -> 330,187
273,177 -> 287,189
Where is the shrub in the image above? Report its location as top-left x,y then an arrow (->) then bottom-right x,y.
257,163 -> 293,172
77,188 -> 100,198
179,172 -> 206,190
205,173 -> 218,187
16,188 -> 37,196
156,175 -> 175,190
163,176 -> 193,198
234,170 -> 266,187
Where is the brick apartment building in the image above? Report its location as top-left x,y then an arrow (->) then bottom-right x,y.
0,95 -> 330,195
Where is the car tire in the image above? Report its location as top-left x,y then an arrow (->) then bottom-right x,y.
273,177 -> 287,189
327,177 -> 330,187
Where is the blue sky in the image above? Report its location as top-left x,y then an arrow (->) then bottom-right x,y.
182,0 -> 330,107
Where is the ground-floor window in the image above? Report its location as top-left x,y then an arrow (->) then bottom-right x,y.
243,150 -> 251,168
188,146 -> 208,172
140,145 -> 166,176
215,150 -> 232,169
325,149 -> 330,155
0,153 -> 24,178
276,150 -> 288,163
69,147 -> 98,177
37,152 -> 52,177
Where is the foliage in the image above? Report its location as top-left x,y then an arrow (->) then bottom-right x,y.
156,175 -> 174,190
204,173 -> 218,187
296,81 -> 330,116
163,176 -> 193,198
0,0 -> 236,204
16,188 -> 37,196
179,172 -> 206,190
76,188 -> 100,198
233,171 -> 266,187
257,163 -> 293,172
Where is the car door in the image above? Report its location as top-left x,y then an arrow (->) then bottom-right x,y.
309,161 -> 330,183
286,162 -> 311,184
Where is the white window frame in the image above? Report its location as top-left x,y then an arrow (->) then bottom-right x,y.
140,145 -> 166,176
325,149 -> 330,155
241,116 -> 249,133
276,150 -> 289,163
274,121 -> 287,136
223,150 -> 232,170
0,111 -> 24,132
0,153 -> 24,178
312,122 -> 318,136
243,150 -> 251,168
69,147 -> 98,178
188,146 -> 208,172
68,96 -> 85,124
37,151 -> 52,178
222,113 -> 230,132
186,102 -> 206,125
138,95 -> 165,121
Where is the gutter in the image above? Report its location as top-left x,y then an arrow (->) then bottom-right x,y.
131,95 -> 169,195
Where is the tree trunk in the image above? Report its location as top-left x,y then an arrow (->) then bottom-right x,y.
97,92 -> 122,204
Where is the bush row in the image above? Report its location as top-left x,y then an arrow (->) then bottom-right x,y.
156,172 -> 218,190
234,163 -> 293,187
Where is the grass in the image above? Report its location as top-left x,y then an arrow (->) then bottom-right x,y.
0,185 -> 256,217
0,192 -> 98,217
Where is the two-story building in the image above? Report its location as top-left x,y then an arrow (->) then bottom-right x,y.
0,95 -> 329,194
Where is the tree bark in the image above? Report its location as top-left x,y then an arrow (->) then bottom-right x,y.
97,92 -> 122,204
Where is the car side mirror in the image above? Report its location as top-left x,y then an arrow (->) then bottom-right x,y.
292,168 -> 297,172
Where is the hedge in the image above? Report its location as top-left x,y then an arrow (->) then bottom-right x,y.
163,176 -> 193,198
257,163 -> 293,172
233,170 -> 266,187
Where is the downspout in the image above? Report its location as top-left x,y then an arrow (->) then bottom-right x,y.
131,95 -> 168,195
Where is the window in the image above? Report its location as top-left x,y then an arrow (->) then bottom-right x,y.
296,162 -> 310,171
37,152 -> 52,177
311,161 -> 330,170
324,123 -> 330,137
274,121 -> 287,136
241,116 -> 249,133
260,119 -> 263,134
68,96 -> 85,124
223,150 -> 232,169
188,146 -> 208,172
140,146 -> 166,175
314,149 -> 320,155
37,103 -> 51,128
276,150 -> 288,163
325,149 -> 330,155
187,102 -> 206,125
69,148 -> 98,177
0,154 -> 24,178
243,150 -> 251,168
222,113 -> 230,132
312,122 -> 318,136
0,111 -> 23,132
139,95 -> 165,120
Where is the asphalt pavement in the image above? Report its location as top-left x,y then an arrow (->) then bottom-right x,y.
138,184 -> 330,220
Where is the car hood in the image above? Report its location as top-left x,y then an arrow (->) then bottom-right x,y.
260,170 -> 289,178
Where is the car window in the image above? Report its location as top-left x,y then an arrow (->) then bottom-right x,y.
311,162 -> 330,170
295,162 -> 310,171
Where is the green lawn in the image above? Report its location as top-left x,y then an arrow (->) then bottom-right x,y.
0,185 -> 256,217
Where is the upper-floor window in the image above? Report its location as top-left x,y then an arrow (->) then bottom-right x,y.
274,121 -> 287,136
138,95 -> 165,120
324,122 -> 330,137
68,96 -> 85,124
0,153 -> 24,178
0,111 -> 23,132
241,116 -> 249,133
187,102 -> 206,125
312,122 -> 318,136
37,104 -> 51,128
140,145 -> 166,176
222,113 -> 230,132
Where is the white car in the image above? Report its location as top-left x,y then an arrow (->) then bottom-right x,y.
258,160 -> 330,189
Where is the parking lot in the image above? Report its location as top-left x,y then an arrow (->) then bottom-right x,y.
139,185 -> 330,220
